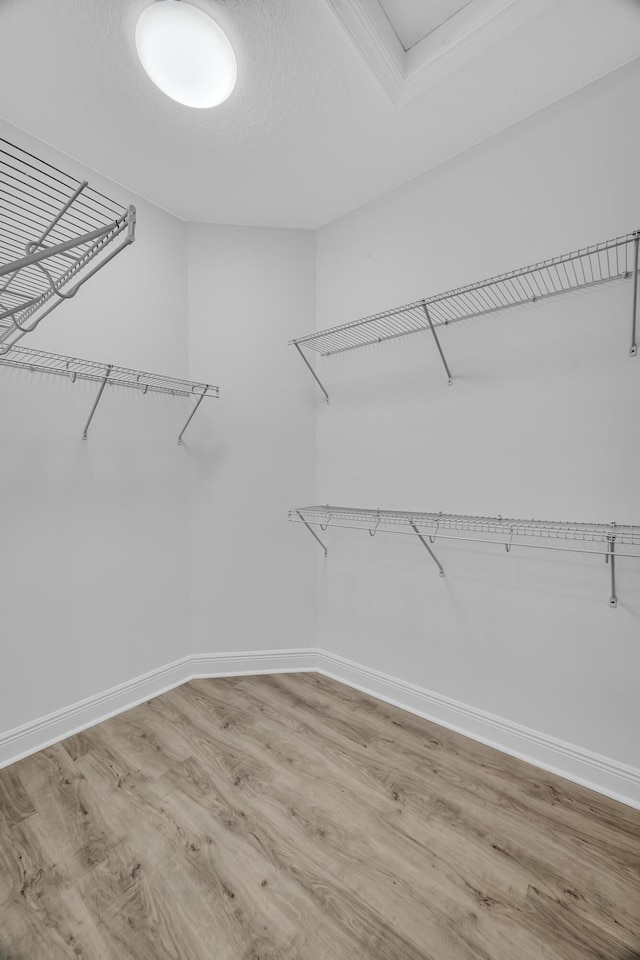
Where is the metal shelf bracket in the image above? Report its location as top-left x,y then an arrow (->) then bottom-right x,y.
421,301 -> 453,385
178,386 -> 210,445
410,521 -> 445,576
294,343 -> 329,403
630,235 -> 639,357
83,365 -> 112,439
296,510 -> 328,556
606,532 -> 617,608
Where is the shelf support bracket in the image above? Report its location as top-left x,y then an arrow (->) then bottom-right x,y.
422,302 -> 453,385
296,511 -> 328,557
606,536 -> 617,608
410,522 -> 445,577
178,387 -> 209,445
294,343 -> 329,403
82,365 -> 112,439
630,235 -> 639,357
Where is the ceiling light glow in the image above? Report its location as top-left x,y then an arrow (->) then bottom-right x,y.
135,1 -> 237,109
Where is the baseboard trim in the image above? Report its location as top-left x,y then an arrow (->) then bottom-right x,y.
315,650 -> 640,810
190,649 -> 318,679
0,649 -> 317,770
1,647 -> 638,810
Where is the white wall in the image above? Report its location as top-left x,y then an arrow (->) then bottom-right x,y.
187,224 -> 317,655
0,121 -> 191,732
3,57 -> 639,796
314,61 -> 640,767
0,128 -> 317,742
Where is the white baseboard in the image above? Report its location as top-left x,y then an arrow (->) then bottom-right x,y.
0,656 -> 191,770
315,650 -> 640,810
190,649 -> 318,679
1,647 -> 638,810
0,649 -> 317,770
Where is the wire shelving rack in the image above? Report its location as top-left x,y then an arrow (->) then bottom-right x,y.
290,230 -> 640,401
0,345 -> 218,443
290,505 -> 640,607
0,137 -> 136,353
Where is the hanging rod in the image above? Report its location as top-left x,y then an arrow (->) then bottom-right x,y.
0,137 -> 136,353
290,230 -> 640,401
0,345 -> 218,442
289,506 -> 640,607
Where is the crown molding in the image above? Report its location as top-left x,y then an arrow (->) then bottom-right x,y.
324,0 -> 554,105
324,0 -> 405,102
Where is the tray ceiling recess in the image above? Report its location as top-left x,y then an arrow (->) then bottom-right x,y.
0,137 -> 136,353
290,506 -> 640,607
323,0 -> 554,104
290,230 -> 640,403
378,0 -> 474,51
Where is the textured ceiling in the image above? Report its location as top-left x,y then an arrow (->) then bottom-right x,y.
0,0 -> 639,228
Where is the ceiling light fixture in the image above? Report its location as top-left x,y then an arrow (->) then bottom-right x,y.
135,0 -> 237,108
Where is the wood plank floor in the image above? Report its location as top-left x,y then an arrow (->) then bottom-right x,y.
0,673 -> 639,960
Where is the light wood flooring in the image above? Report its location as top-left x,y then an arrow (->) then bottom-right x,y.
0,673 -> 639,959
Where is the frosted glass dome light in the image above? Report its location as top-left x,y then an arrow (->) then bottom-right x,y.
135,1 -> 237,108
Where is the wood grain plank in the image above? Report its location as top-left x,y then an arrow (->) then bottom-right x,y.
0,765 -> 36,830
0,673 -> 638,960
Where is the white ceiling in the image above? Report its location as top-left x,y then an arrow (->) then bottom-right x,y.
0,0 -> 639,229
379,0 -> 473,50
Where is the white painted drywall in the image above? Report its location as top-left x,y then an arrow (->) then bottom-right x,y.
187,224 -> 317,655
0,131 -> 317,740
3,57 -> 639,798
314,61 -> 640,767
0,121 -> 192,733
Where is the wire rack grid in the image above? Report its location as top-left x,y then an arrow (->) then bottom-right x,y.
290,506 -> 640,548
290,505 -> 640,605
0,137 -> 136,352
291,231 -> 639,357
0,344 -> 218,398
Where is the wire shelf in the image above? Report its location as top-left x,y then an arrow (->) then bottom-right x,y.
0,345 -> 219,442
0,345 -> 218,398
290,505 -> 640,607
0,137 -> 136,352
292,232 -> 639,356
290,506 -> 640,546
